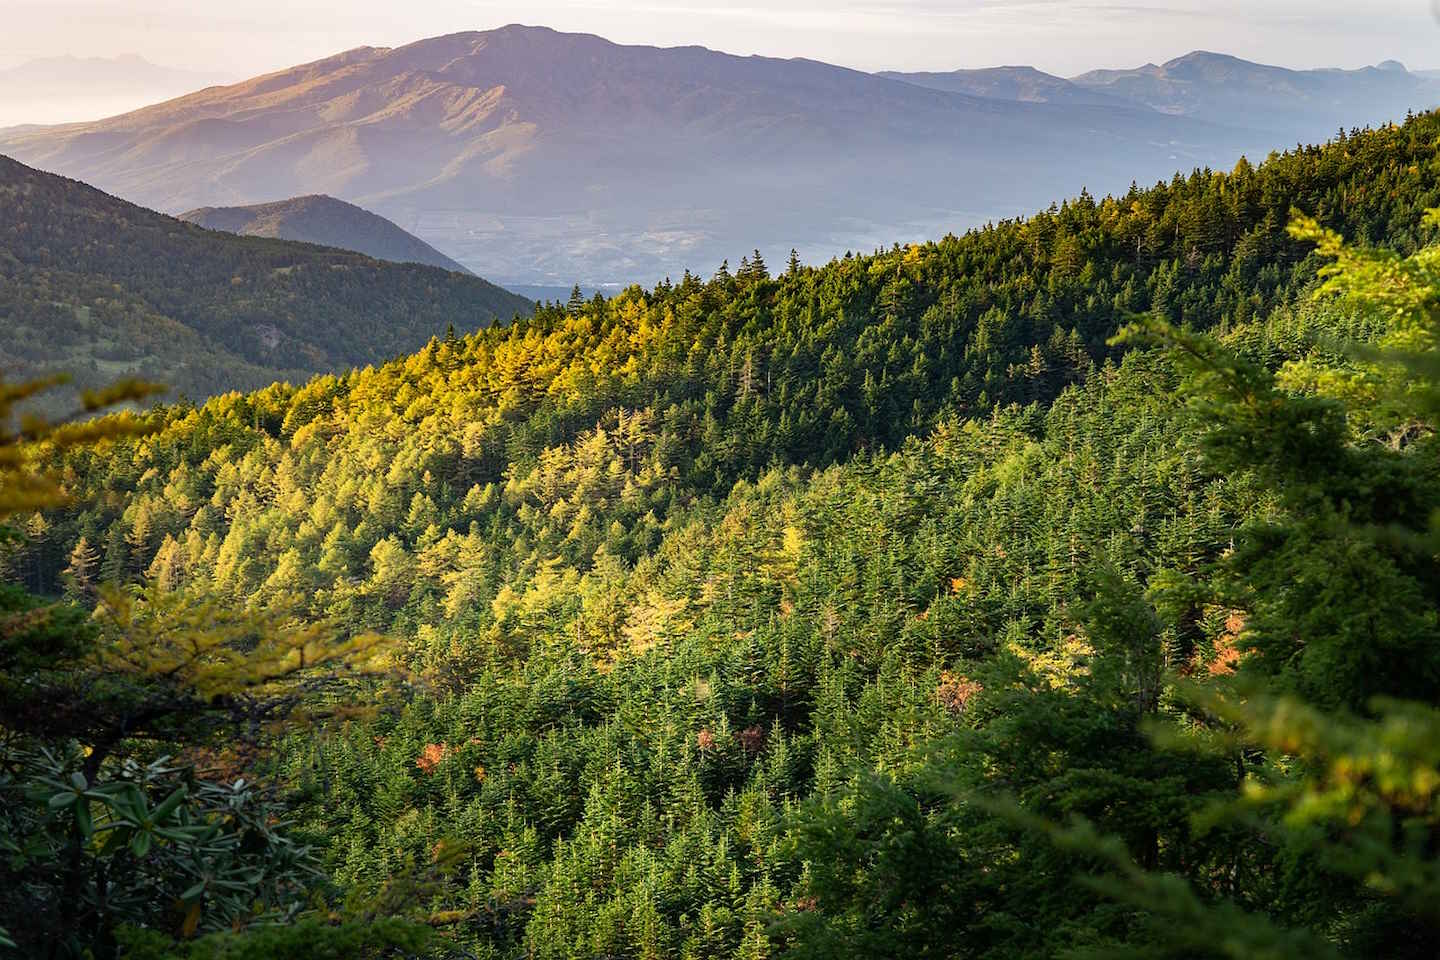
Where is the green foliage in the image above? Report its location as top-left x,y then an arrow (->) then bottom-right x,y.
1,748 -> 321,955
0,377 -> 407,957
6,114 -> 1440,958
1051,193 -> 1440,959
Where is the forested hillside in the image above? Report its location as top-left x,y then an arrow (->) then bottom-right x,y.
0,156 -> 532,406
3,115 -> 1439,958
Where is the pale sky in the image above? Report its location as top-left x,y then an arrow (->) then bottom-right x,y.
2,0 -> 1438,78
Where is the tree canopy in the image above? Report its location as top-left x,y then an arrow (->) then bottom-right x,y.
3,113 -> 1440,958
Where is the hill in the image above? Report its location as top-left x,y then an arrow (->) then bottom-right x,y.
1070,51 -> 1440,139
8,113 -> 1440,955
180,194 -> 473,273
0,25 -> 1260,288
0,155 -> 533,406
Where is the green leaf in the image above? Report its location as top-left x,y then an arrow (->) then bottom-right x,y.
74,800 -> 93,840
107,792 -> 144,823
152,786 -> 188,823
130,829 -> 152,858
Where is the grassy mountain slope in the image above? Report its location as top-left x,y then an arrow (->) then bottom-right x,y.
180,195 -> 474,274
0,155 -> 533,405
8,114 -> 1440,957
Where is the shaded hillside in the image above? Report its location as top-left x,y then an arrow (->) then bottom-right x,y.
181,195 -> 474,273
0,25 -> 1257,287
0,155 -> 533,405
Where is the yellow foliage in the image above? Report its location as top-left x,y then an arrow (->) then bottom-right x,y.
1005,634 -> 1094,689
93,584 -> 390,708
0,374 -> 163,520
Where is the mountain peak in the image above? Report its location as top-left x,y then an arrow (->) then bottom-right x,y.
1165,50 -> 1244,66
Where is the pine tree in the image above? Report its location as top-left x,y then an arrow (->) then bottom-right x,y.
62,536 -> 99,599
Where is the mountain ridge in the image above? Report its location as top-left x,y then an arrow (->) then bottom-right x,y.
0,154 -> 532,407
878,65 -> 1139,108
1066,50 -> 1439,129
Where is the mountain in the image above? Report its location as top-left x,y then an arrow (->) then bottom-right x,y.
0,54 -> 232,128
878,66 -> 1132,107
0,25 -> 1259,288
180,195 -> 473,273
1070,51 -> 1440,140
0,155 -> 533,406
889,52 -> 1440,146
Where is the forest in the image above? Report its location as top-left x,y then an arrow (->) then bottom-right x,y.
1,112 -> 1438,958
0,155 -> 533,410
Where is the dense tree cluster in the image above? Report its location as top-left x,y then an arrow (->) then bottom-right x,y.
3,114 -> 1439,957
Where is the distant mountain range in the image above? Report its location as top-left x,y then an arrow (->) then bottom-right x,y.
2,28 -> 1436,287
0,54 -> 233,128
877,66 -> 1131,107
1067,52 -> 1438,137
180,195 -> 473,273
887,53 -> 1440,143
0,155 -> 532,406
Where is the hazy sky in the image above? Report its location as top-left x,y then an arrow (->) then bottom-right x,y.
3,0 -> 1439,77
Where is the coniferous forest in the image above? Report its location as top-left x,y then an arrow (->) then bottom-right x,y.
2,113 -> 1440,958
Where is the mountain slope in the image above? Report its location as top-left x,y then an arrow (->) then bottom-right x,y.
180,195 -> 473,273
0,25 -> 1258,287
0,155 -> 532,405
879,66 -> 1133,107
1070,51 -> 1440,139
